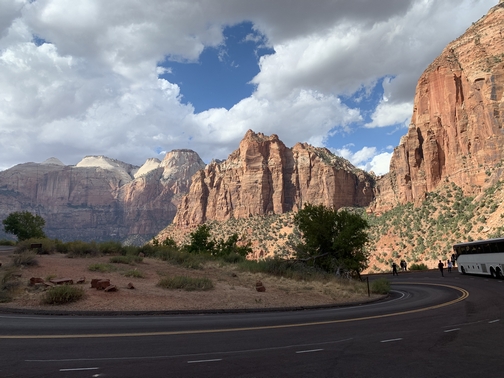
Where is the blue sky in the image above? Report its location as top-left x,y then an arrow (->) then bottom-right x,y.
165,22 -> 274,113
0,0 -> 497,175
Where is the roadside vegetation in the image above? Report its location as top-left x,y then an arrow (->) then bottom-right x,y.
157,276 -> 214,291
42,285 -> 85,305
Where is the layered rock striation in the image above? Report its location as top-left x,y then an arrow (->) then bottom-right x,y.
173,130 -> 375,227
0,150 -> 205,243
373,2 -> 504,212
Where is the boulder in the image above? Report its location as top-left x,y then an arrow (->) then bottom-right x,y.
104,285 -> 118,292
29,277 -> 45,286
255,281 -> 266,292
49,278 -> 73,285
90,278 -> 103,288
95,279 -> 111,290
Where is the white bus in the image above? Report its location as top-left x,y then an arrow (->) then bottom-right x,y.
453,238 -> 504,278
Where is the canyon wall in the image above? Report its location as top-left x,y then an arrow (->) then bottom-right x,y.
373,2 -> 504,212
0,151 -> 205,243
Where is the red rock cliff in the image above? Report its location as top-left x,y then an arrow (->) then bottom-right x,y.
373,2 -> 504,212
173,130 -> 375,226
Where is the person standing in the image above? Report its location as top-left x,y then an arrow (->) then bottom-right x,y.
451,253 -> 456,267
438,260 -> 444,277
392,262 -> 399,276
447,260 -> 453,273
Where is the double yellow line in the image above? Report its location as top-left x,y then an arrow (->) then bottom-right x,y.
0,282 -> 468,339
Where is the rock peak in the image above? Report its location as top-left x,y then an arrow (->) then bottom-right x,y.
173,131 -> 375,226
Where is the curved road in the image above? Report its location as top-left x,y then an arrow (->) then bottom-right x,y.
0,270 -> 502,377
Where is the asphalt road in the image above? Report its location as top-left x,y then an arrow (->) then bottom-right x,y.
0,270 -> 502,377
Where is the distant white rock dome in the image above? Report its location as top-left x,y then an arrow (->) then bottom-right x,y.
41,157 -> 65,165
134,158 -> 161,179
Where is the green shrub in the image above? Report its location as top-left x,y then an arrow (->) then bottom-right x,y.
66,241 -> 100,257
0,268 -> 21,303
12,252 -> 38,267
42,285 -> 85,305
14,238 -> 55,254
155,247 -> 204,269
88,263 -> 116,273
99,241 -> 124,255
220,253 -> 246,264
109,255 -> 143,264
157,276 -> 213,291
123,270 -> 145,278
409,263 -> 429,271
0,239 -> 15,246
238,258 -> 328,281
370,278 -> 390,294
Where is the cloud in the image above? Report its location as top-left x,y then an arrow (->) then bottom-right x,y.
332,145 -> 393,176
365,100 -> 413,128
0,0 -> 496,172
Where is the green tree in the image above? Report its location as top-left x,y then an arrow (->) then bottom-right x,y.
214,233 -> 252,257
294,204 -> 369,277
2,211 -> 46,241
185,224 -> 215,254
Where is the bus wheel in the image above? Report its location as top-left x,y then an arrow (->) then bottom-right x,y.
496,269 -> 504,279
461,266 -> 466,275
490,268 -> 496,278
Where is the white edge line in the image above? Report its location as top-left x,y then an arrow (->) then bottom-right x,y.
60,367 -> 99,372
187,359 -> 222,364
380,338 -> 403,343
444,328 -> 460,333
296,349 -> 324,354
489,319 -> 500,324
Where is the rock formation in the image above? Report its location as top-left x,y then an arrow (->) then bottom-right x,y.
373,2 -> 504,212
173,130 -> 375,227
0,150 -> 205,243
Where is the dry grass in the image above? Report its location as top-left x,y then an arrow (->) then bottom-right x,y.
0,253 -> 378,312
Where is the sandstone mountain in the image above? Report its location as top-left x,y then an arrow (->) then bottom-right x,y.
172,130 -> 375,227
373,2 -> 504,212
0,150 -> 205,243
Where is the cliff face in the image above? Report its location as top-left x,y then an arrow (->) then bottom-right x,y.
373,2 -> 504,212
173,130 -> 375,227
0,151 -> 205,243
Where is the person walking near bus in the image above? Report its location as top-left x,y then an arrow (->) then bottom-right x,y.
451,253 -> 456,267
392,262 -> 399,276
438,260 -> 444,277
447,260 -> 453,273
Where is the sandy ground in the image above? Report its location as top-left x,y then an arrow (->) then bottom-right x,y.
0,253 -> 379,312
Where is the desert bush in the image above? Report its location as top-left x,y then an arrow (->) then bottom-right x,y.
109,255 -> 143,264
42,285 -> 85,305
123,270 -> 145,278
66,241 -> 100,257
409,263 -> 429,271
99,241 -> 124,255
157,276 -> 213,291
12,252 -> 38,267
14,238 -> 55,254
0,268 -> 21,303
88,263 -> 116,273
220,252 -> 245,264
0,239 -> 15,246
370,278 -> 390,294
155,247 -> 204,269
238,258 -> 328,281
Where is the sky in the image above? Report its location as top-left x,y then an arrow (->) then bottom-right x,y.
0,0 -> 497,175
